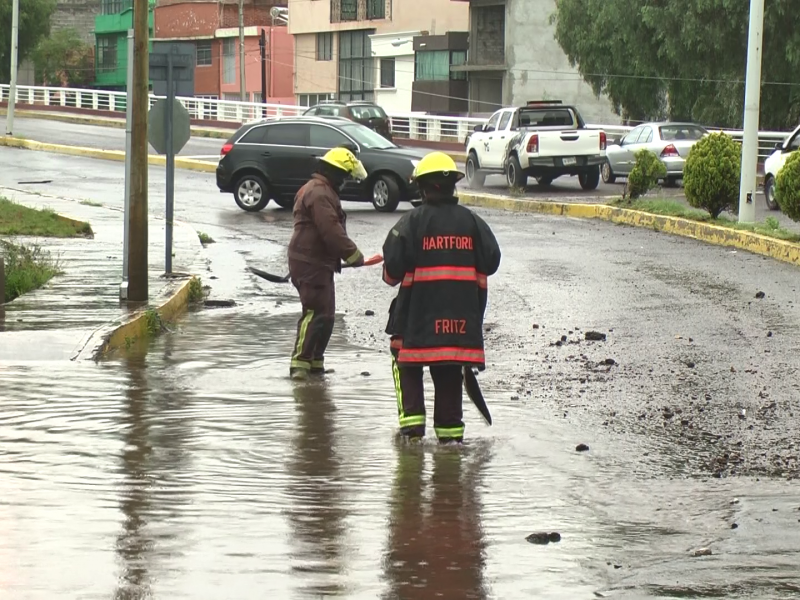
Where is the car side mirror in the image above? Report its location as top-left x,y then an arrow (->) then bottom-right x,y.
342,142 -> 359,155
485,125 -> 496,133
776,142 -> 784,150
474,124 -> 484,132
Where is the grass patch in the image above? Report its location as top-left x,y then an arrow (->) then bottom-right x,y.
610,198 -> 800,243
143,309 -> 162,336
79,200 -> 103,207
187,277 -> 204,303
197,231 -> 215,245
0,197 -> 92,237
1,240 -> 62,302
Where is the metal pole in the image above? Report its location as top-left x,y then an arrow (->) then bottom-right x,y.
259,29 -> 267,118
238,0 -> 247,102
121,29 -> 134,300
5,0 -> 20,135
738,0 -> 765,224
129,0 -> 150,302
165,52 -> 175,275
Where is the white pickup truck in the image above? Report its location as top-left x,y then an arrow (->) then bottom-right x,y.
465,101 -> 607,190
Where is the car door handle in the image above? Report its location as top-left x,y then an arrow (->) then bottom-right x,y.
261,151 -> 271,157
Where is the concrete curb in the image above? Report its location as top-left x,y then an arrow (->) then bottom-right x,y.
1,109 -> 469,163
93,275 -> 200,357
0,135 -> 217,173
457,191 -> 800,268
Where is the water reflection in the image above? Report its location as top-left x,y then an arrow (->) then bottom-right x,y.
284,381 -> 347,598
382,445 -> 490,599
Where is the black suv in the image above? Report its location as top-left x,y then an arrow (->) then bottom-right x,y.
216,116 -> 422,212
303,101 -> 393,142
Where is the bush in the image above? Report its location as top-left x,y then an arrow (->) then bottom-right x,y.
683,132 -> 741,219
33,28 -> 94,87
1,240 -> 61,303
626,149 -> 667,199
775,151 -> 800,222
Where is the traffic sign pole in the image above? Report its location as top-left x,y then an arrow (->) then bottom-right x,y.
165,52 -> 175,275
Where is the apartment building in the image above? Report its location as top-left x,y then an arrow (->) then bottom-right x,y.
288,0 -> 468,112
154,0 -> 294,104
451,0 -> 617,122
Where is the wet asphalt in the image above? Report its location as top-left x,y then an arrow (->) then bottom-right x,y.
2,146 -> 800,597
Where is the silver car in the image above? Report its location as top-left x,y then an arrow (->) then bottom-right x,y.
602,122 -> 708,186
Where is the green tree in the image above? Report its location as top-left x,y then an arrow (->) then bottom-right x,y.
33,28 -> 94,87
0,0 -> 57,83
552,0 -> 800,130
683,133 -> 742,218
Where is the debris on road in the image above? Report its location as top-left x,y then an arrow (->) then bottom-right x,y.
576,443 -> 590,452
585,331 -> 607,341
526,532 -> 562,545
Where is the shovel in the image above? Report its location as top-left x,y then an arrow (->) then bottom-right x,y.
250,254 -> 383,283
464,366 -> 492,425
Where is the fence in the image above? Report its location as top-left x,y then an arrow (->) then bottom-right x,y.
0,83 -> 790,161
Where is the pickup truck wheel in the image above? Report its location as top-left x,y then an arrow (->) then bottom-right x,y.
506,154 -> 527,189
764,176 -> 779,211
536,176 -> 553,187
601,161 -> 616,184
234,174 -> 271,212
578,167 -> 601,191
466,153 -> 486,187
371,174 -> 401,212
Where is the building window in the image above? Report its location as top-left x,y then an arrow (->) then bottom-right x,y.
101,0 -> 131,15
338,30 -> 374,103
380,58 -> 395,88
415,50 -> 467,81
298,93 -> 333,107
222,38 -> 235,85
316,32 -> 333,61
331,0 -> 358,23
196,41 -> 212,67
96,36 -> 117,73
367,0 -> 385,20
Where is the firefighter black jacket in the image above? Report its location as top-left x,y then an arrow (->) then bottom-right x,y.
382,197 -> 501,368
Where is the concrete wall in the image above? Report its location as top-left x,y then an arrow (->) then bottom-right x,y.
293,32 -> 338,95
504,0 -> 616,123
370,32 -> 416,113
53,0 -> 101,45
155,1 -> 219,37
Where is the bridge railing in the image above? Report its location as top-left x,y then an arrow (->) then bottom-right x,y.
0,83 -> 789,160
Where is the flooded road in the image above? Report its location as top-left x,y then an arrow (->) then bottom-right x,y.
3,300 -> 800,598
3,147 -> 800,597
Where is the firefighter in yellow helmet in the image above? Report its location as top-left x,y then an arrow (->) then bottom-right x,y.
381,151 -> 501,444
288,147 -> 369,380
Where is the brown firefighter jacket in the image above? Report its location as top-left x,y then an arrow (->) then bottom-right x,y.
288,174 -> 363,284
382,197 -> 501,368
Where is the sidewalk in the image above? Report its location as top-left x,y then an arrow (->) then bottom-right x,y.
0,187 -> 204,362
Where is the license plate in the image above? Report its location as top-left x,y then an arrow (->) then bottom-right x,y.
562,157 -> 577,166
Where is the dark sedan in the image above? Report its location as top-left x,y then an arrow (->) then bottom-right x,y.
216,116 -> 422,212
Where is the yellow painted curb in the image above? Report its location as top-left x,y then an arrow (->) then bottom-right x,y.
0,135 -> 217,173
458,191 -> 800,267
97,276 -> 200,356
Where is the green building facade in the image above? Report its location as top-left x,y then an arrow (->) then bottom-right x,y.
93,0 -> 155,91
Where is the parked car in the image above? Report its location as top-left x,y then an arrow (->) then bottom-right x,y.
465,101 -> 607,190
303,101 -> 393,142
603,122 -> 708,186
763,124 -> 800,211
216,116 -> 423,213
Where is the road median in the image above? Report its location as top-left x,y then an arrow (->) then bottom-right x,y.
458,191 -> 800,268
0,135 -> 217,173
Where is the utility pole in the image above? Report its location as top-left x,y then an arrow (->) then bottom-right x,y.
5,0 -> 19,135
128,0 -> 150,302
121,29 -> 134,300
238,0 -> 247,102
259,29 -> 267,118
738,0 -> 765,224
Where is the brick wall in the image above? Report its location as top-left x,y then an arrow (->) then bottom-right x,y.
53,0 -> 102,45
471,4 -> 504,65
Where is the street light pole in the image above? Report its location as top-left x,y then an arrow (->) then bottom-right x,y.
738,0 -> 765,223
238,0 -> 247,102
5,0 -> 19,135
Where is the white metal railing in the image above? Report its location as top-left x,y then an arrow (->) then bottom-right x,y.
0,83 -> 790,160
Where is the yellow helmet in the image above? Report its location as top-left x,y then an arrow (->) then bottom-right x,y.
320,147 -> 368,181
412,151 -> 464,182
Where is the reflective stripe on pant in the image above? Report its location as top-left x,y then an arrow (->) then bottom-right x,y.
291,281 -> 335,372
391,347 -> 465,441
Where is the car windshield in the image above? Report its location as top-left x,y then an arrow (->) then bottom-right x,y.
518,108 -> 578,128
659,125 -> 707,141
349,105 -> 387,120
340,123 -> 396,149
